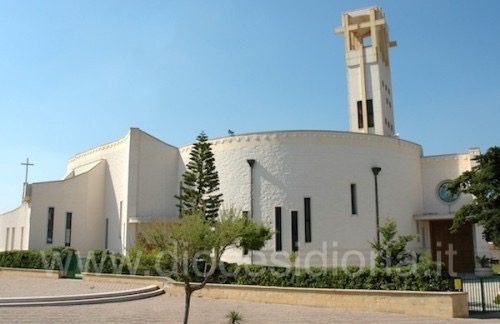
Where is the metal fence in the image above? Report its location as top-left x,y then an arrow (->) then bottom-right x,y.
461,276 -> 500,312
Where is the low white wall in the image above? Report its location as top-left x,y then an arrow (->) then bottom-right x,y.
168,282 -> 469,319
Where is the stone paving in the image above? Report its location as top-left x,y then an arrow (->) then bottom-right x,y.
0,277 -> 145,298
0,276 -> 498,323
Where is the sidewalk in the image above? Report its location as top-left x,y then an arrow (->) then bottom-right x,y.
0,276 -> 494,323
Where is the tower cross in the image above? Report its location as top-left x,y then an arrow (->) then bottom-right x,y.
21,158 -> 34,184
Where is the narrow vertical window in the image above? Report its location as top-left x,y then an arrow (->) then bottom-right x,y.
304,198 -> 311,243
242,211 -> 249,255
291,211 -> 298,252
47,207 -> 54,244
367,99 -> 374,127
357,101 -> 364,129
5,228 -> 9,251
20,227 -> 24,250
105,218 -> 109,249
11,228 -> 15,250
65,212 -> 72,247
275,207 -> 282,251
351,184 -> 358,215
119,201 -> 123,239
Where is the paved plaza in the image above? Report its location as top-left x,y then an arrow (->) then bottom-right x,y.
0,276 -> 498,323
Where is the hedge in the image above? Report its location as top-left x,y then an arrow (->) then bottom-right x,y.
0,248 -> 454,291
209,263 -> 454,291
0,246 -> 77,276
83,249 -> 171,276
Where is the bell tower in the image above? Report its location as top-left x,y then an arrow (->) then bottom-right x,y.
336,7 -> 397,136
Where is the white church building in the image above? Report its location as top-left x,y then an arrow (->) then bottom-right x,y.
0,7 -> 490,274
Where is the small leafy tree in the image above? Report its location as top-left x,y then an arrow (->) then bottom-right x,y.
448,146 -> 500,245
370,219 -> 417,268
166,209 -> 271,324
175,131 -> 223,221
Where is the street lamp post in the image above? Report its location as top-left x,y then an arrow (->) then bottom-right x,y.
247,159 -> 256,220
372,167 -> 382,245
247,159 -> 256,264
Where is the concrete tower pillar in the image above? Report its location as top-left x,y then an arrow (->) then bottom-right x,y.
336,7 -> 397,136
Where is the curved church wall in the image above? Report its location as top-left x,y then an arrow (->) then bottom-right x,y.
66,130 -> 131,253
180,131 -> 424,266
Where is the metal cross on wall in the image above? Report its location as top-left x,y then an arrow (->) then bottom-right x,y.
21,158 -> 34,184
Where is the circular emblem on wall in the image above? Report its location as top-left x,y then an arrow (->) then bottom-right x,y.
437,180 -> 460,204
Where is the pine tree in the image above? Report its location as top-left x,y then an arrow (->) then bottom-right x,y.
175,131 -> 223,221
370,219 -> 417,268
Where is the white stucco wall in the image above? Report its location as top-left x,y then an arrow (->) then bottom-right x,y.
0,203 -> 30,251
421,153 -> 473,215
128,130 -> 180,222
1,126 -> 487,270
28,160 -> 105,254
126,129 -> 181,249
66,130 -> 132,254
180,130 -> 424,266
420,151 -> 491,260
64,128 -> 181,254
346,46 -> 395,136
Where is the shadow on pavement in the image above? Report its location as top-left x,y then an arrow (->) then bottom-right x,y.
469,312 -> 500,319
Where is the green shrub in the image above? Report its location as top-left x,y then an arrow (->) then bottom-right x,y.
495,294 -> 500,305
214,261 -> 453,292
125,247 -> 172,276
0,246 -> 77,276
370,219 -> 418,268
0,248 -> 453,292
83,249 -> 129,274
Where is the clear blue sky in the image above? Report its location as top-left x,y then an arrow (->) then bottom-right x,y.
1,0 -> 499,213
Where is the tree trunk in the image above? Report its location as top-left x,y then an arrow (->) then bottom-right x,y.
184,285 -> 193,324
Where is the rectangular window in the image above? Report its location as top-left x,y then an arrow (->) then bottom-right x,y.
367,99 -> 374,128
11,227 -> 15,250
47,207 -> 54,244
304,198 -> 311,243
105,218 -> 109,249
351,184 -> 358,215
357,101 -> 363,129
275,207 -> 282,251
119,201 -> 123,239
20,227 -> 24,250
5,228 -> 9,251
65,212 -> 72,247
291,211 -> 299,252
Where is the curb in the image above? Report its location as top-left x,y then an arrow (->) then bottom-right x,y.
0,285 -> 165,307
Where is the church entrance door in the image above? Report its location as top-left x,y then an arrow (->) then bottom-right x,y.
430,220 -> 475,274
